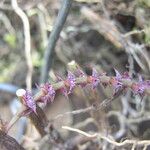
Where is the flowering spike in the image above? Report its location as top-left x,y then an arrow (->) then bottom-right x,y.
67,71 -> 76,94
91,68 -> 100,89
40,83 -> 56,104
21,90 -> 37,114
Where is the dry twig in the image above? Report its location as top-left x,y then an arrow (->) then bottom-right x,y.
62,126 -> 150,148
11,0 -> 33,90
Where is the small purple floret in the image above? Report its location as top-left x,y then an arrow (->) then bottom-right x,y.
132,76 -> 150,97
112,69 -> 131,93
41,83 -> 56,104
22,91 -> 36,114
91,68 -> 100,89
67,71 -> 76,94
114,69 -> 131,80
114,69 -> 123,91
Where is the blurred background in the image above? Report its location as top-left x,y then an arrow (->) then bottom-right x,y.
0,0 -> 150,149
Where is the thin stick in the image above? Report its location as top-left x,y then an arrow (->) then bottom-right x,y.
62,126 -> 97,137
62,126 -> 150,147
40,0 -> 73,83
11,0 -> 33,90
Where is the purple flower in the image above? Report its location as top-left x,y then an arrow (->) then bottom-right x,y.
40,83 -> 56,105
91,68 -> 100,89
67,71 -> 76,94
111,69 -> 124,93
114,69 -> 131,80
112,69 -> 132,94
132,76 -> 150,96
22,91 -> 36,114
